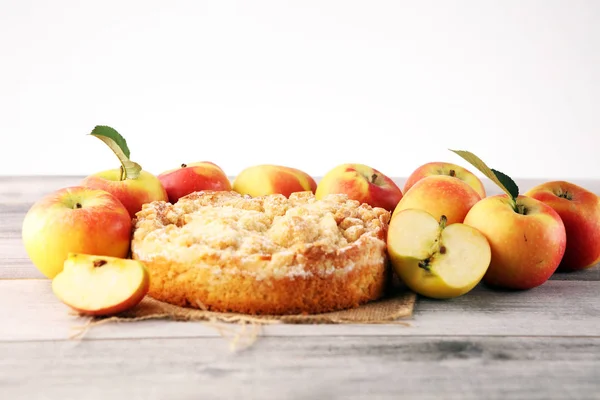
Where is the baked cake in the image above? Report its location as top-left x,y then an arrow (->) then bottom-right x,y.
131,190 -> 391,315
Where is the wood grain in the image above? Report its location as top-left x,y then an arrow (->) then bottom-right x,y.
0,176 -> 82,205
2,336 -> 599,400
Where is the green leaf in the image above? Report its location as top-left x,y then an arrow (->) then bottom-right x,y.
490,168 -> 519,200
89,125 -> 142,180
90,125 -> 131,159
449,149 -> 519,202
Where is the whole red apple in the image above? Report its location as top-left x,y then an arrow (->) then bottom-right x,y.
158,161 -> 232,203
315,163 -> 403,212
404,161 -> 486,198
393,175 -> 481,225
463,194 -> 567,290
525,181 -> 600,271
232,164 -> 317,198
21,186 -> 132,279
81,125 -> 169,218
81,169 -> 168,218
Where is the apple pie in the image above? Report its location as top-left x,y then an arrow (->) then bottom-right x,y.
130,191 -> 391,315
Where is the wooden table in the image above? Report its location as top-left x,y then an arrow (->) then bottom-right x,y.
2,176 -> 600,400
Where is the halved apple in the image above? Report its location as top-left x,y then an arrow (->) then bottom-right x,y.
52,253 -> 150,316
387,209 -> 491,299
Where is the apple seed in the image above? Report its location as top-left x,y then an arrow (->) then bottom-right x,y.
93,259 -> 107,268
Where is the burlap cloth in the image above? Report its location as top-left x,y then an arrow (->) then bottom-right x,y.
70,281 -> 415,350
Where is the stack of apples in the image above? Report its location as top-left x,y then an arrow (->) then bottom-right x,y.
21,125 -> 600,316
384,159 -> 600,300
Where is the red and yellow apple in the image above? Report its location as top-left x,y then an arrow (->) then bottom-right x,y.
52,253 -> 149,316
525,181 -> 600,271
158,161 -> 232,203
81,169 -> 168,218
21,186 -> 132,279
404,161 -> 486,198
392,175 -> 481,225
315,163 -> 403,211
233,164 -> 317,198
463,194 -> 567,290
387,209 -> 491,299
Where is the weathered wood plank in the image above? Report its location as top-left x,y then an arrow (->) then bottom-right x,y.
551,266 -> 600,281
2,279 -> 599,341
0,176 -> 82,205
1,336 -> 599,400
0,236 -> 46,279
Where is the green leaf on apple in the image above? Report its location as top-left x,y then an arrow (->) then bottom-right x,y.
91,126 -> 131,158
449,149 -> 519,203
89,125 -> 142,180
489,168 -> 519,200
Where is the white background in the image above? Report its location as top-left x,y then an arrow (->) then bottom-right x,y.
1,0 -> 598,179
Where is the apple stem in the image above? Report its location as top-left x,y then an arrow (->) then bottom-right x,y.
418,258 -> 432,272
439,215 -> 447,230
515,202 -> 528,215
371,173 -> 378,183
89,126 -> 142,181
449,169 -> 456,177
557,190 -> 572,200
74,202 -> 82,209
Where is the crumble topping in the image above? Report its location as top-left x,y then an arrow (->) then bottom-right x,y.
131,191 -> 390,277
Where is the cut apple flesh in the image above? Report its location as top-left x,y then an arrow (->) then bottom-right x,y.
387,209 -> 491,299
52,253 -> 149,316
433,225 -> 491,288
389,208 -> 441,261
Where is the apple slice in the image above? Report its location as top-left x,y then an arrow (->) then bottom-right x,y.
52,253 -> 150,316
387,209 -> 491,299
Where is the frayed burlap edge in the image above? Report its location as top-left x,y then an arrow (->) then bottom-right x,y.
68,288 -> 416,352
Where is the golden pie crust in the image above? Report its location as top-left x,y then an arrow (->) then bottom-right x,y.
131,191 -> 391,315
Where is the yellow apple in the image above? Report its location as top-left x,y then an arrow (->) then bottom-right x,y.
463,194 -> 567,290
22,186 -> 132,279
233,164 -> 317,197
158,161 -> 232,203
387,209 -> 491,299
81,169 -> 168,218
392,175 -> 481,225
52,253 -> 149,316
404,161 -> 486,198
315,163 -> 403,212
525,181 -> 600,271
